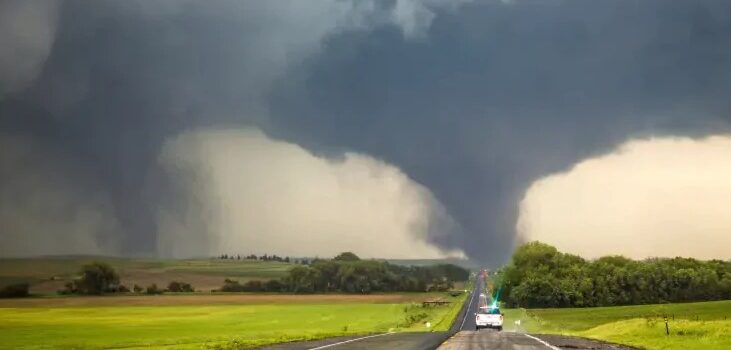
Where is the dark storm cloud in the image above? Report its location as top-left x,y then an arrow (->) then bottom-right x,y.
2,0 -> 731,263
267,0 -> 731,263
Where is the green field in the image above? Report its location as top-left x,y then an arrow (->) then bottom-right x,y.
0,292 -> 467,349
0,257 -> 294,294
503,300 -> 731,350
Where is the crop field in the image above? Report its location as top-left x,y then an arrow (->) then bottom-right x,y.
0,257 -> 294,294
503,300 -> 731,350
0,292 -> 467,349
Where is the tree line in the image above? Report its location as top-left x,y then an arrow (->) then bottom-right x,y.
218,252 -> 470,294
56,262 -> 195,295
495,242 -> 731,308
217,253 -> 313,264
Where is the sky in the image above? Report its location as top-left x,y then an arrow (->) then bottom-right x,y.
1,0 -> 731,263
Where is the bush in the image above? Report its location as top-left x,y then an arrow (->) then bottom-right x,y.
145,284 -> 164,295
133,284 -> 143,293
117,285 -> 130,293
167,281 -> 194,293
0,283 -> 30,298
448,290 -> 464,297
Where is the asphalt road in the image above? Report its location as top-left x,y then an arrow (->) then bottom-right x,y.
259,275 -> 634,350
259,276 -> 482,350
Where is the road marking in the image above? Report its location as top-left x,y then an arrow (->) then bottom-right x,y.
523,334 -> 562,350
306,332 -> 393,350
459,285 -> 478,330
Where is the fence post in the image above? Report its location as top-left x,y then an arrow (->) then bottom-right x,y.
664,316 -> 669,336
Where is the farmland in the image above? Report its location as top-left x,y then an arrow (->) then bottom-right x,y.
0,256 -> 293,294
503,300 -> 731,350
0,256 -> 471,349
0,292 -> 468,349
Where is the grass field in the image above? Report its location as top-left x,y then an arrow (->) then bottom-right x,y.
0,292 -> 468,349
503,300 -> 731,350
0,257 -> 294,294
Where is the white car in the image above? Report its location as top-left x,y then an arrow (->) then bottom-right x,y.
475,307 -> 503,331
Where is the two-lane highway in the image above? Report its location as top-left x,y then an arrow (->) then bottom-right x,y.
260,275 -> 482,350
259,274 -> 633,350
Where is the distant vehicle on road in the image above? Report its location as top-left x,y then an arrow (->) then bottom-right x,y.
475,307 -> 503,331
478,293 -> 488,308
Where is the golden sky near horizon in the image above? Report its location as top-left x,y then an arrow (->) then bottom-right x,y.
518,135 -> 731,260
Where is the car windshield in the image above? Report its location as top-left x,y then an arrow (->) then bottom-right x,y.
479,308 -> 501,315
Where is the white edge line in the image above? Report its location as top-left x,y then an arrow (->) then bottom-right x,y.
307,332 -> 394,350
459,287 -> 477,330
523,334 -> 562,350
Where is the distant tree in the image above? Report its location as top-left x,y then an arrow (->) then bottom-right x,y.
58,282 -> 77,295
167,281 -> 194,293
278,257 -> 467,293
220,279 -> 245,292
237,255 -> 241,260
133,284 -> 144,293
284,257 -> 290,263
74,262 -> 120,295
265,279 -> 284,292
117,285 -> 130,293
0,283 -> 30,298
334,252 -> 360,261
145,284 -> 164,295
284,266 -> 320,293
242,280 -> 264,292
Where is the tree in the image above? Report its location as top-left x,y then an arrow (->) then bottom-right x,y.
167,281 -> 194,293
280,257 -> 468,293
146,284 -> 163,295
74,262 -> 120,295
265,279 -> 284,292
0,283 -> 30,298
285,266 -> 321,293
220,279 -> 245,292
498,241 -> 731,308
334,252 -> 360,261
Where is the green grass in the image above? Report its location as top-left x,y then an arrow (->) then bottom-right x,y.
580,318 -> 730,350
503,300 -> 731,350
0,293 -> 467,349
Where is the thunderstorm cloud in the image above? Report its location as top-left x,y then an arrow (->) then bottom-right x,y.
2,0 -> 731,263
518,136 -> 731,260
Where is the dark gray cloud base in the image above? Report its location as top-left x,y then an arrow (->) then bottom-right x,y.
2,0 -> 731,264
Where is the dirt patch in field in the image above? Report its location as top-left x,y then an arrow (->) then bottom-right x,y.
0,293 -> 437,308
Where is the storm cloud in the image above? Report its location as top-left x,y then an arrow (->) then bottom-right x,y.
156,128 -> 462,259
2,0 -> 731,263
518,135 -> 731,260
